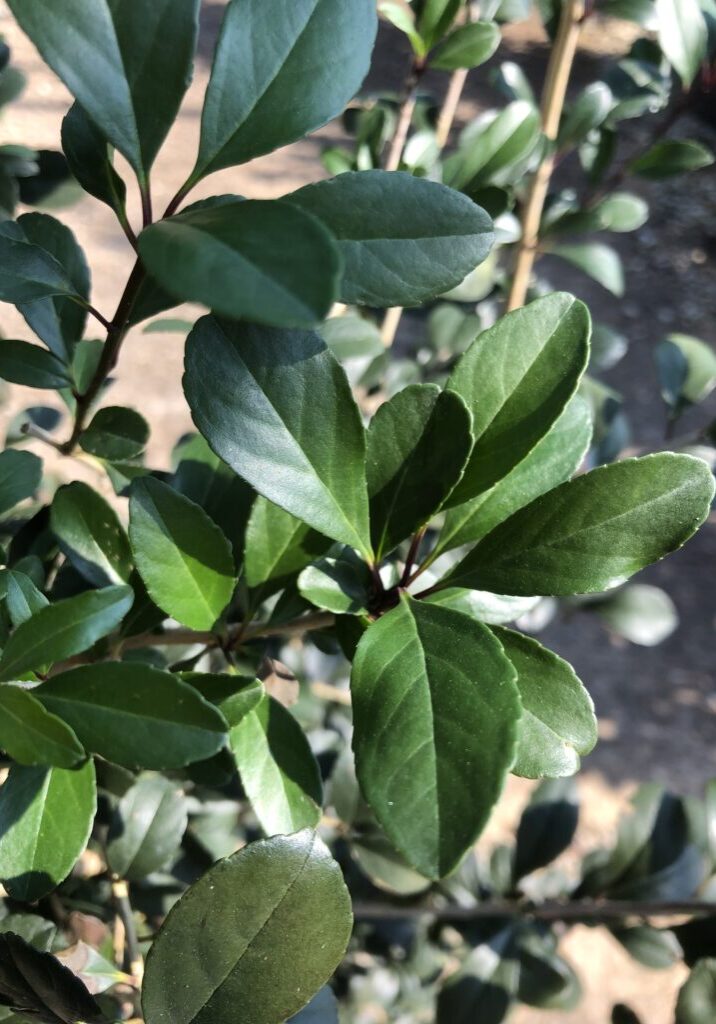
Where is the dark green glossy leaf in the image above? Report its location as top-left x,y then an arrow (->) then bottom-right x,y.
351,595 -> 520,878
287,171 -> 494,307
4,572 -> 48,627
78,406 -> 149,461
417,0 -> 462,47
491,627 -> 597,779
0,586 -> 134,681
445,293 -> 590,505
675,958 -> 716,1024
51,482 -> 132,587
298,547 -> 372,614
514,779 -> 578,880
228,690 -> 322,835
106,774 -> 188,880
193,0 -> 377,178
8,0 -> 199,180
0,451 -> 42,518
142,830 -> 352,1024
16,213 -> 89,360
37,663 -> 227,770
139,200 -> 341,328
0,341 -> 70,390
61,103 -> 127,215
656,0 -> 707,85
440,454 -> 714,596
367,384 -> 473,558
610,925 -> 683,969
129,477 -> 236,631
184,318 -> 372,556
244,498 -> 330,589
0,931 -> 105,1024
0,685 -> 84,768
434,395 -> 591,557
0,760 -> 96,902
436,924 -> 518,1024
630,139 -> 714,178
431,21 -> 500,69
0,221 -> 81,306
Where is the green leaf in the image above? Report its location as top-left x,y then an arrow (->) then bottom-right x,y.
378,2 -> 426,56
0,586 -> 134,681
7,0 -> 200,181
610,925 -> 683,968
0,220 -> 82,306
436,924 -> 518,1024
366,384 -> 473,558
558,82 -> 613,148
0,685 -> 84,768
445,293 -> 591,505
445,101 -> 541,190
630,139 -> 714,179
431,21 -> 501,70
0,451 -> 42,518
36,663 -> 227,769
656,0 -> 708,85
244,498 -> 330,589
594,583 -> 678,646
657,334 -> 716,409
139,200 -> 341,329
298,547 -> 372,614
551,242 -> 624,296
79,406 -> 149,461
228,689 -> 323,835
184,318 -> 372,556
51,482 -> 132,587
193,0 -> 377,179
0,340 -> 71,390
106,774 -> 188,880
4,572 -> 49,627
15,213 -> 89,360
416,0 -> 462,47
491,627 -> 597,779
0,930 -> 106,1024
434,395 -> 592,557
351,830 -> 432,896
61,102 -> 127,215
287,171 -> 494,308
142,830 -> 352,1024
597,191 -> 649,232
514,779 -> 578,879
0,760 -> 96,902
425,588 -> 541,625
129,477 -> 236,631
676,958 -> 716,1024
440,454 -> 715,596
351,595 -> 520,878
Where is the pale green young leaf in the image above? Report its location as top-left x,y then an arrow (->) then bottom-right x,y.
298,547 -> 373,614
430,21 -> 501,71
244,497 -> 331,589
656,0 -> 708,85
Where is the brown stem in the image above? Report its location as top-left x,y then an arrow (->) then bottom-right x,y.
384,60 -> 425,172
140,178 -> 154,229
402,527 -> 427,585
352,898 -> 716,922
61,259 -> 147,453
507,0 -> 586,311
436,67 -> 470,149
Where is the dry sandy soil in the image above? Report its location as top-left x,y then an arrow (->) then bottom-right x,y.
0,3 -> 715,1021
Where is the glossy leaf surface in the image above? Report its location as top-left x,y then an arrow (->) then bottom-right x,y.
0,686 -> 84,769
184,318 -> 372,556
351,596 -> 520,878
142,830 -> 352,1024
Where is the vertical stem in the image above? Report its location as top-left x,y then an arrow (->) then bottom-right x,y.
436,67 -> 470,149
384,61 -> 424,172
111,879 -> 143,982
507,0 -> 586,311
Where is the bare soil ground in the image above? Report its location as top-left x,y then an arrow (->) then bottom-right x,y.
0,3 -> 714,1021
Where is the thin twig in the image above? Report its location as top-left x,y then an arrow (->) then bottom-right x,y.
352,898 -> 716,922
20,422 -> 65,453
111,879 -> 143,982
507,0 -> 586,311
311,680 -> 352,706
435,67 -> 470,149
